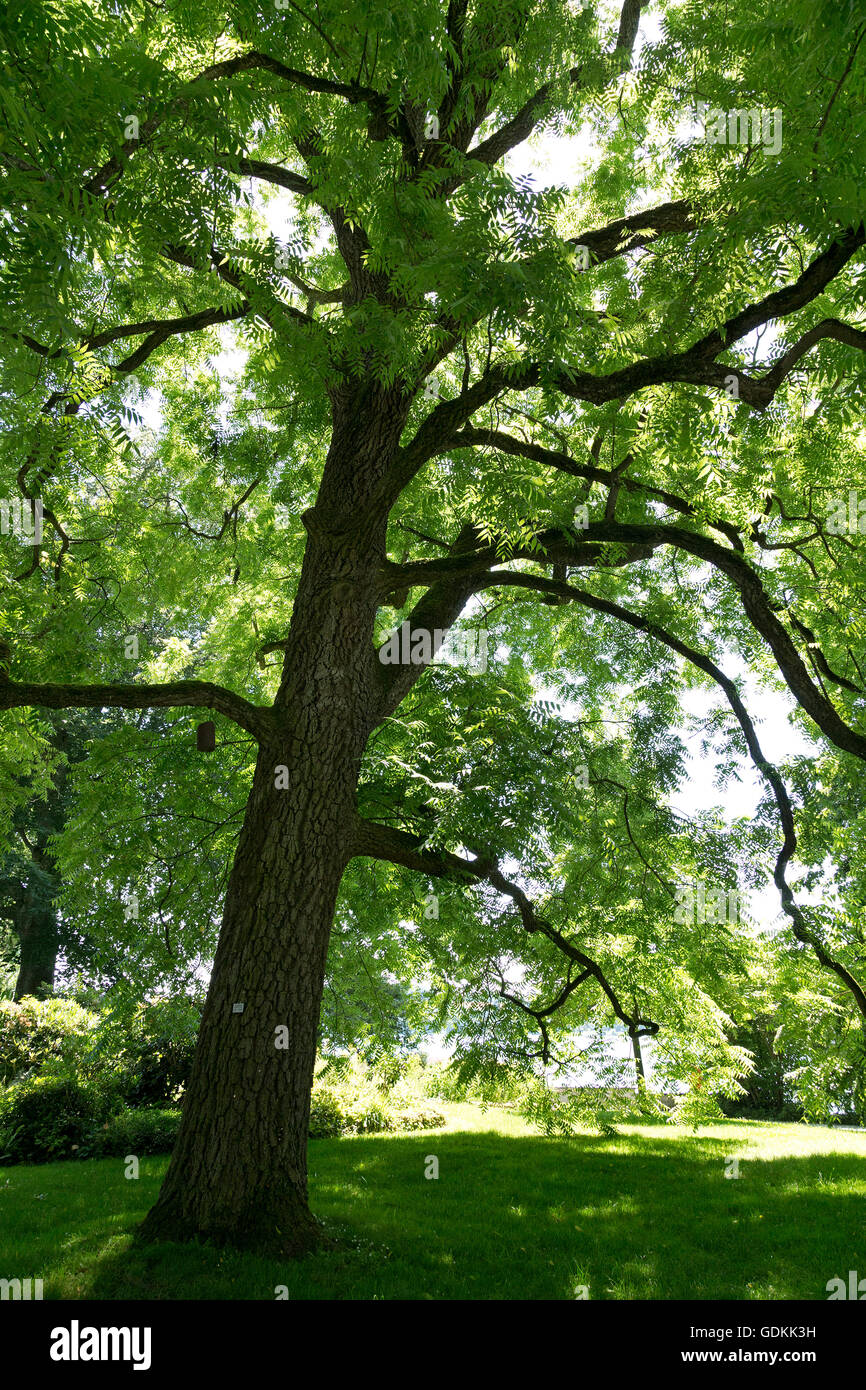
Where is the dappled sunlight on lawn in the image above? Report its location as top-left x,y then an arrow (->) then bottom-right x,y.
2,1110 -> 866,1299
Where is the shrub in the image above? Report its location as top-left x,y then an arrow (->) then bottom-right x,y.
345,1101 -> 391,1134
0,996 -> 97,1085
78,995 -> 202,1105
308,1089 -> 346,1139
0,1074 -> 121,1163
85,1106 -> 182,1158
122,998 -> 201,1106
392,1105 -> 447,1131
720,1097 -> 804,1121
308,1066 -> 446,1138
120,1032 -> 195,1108
424,1056 -> 530,1106
0,995 -> 202,1106
0,1044 -> 446,1160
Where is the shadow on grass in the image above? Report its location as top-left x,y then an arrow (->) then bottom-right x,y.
28,1129 -> 862,1300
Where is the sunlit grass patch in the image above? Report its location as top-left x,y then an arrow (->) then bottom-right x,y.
1,1105 -> 864,1300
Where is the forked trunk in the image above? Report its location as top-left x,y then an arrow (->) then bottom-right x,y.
140,401 -> 403,1254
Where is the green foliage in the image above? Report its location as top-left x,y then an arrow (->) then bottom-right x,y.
1,0 -> 866,1133
424,1056 -> 531,1106
518,1080 -> 590,1137
85,1105 -> 182,1159
425,1056 -> 669,1135
311,1054 -> 445,1137
0,992 -> 203,1100
669,1089 -> 728,1129
787,1030 -> 866,1128
721,1015 -> 804,1120
79,996 -> 203,1106
307,1090 -> 346,1140
0,995 -> 97,1085
0,1073 -> 121,1163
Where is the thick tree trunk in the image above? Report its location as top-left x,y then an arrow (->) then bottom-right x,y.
138,740 -> 351,1254
14,898 -> 58,999
140,393 -> 406,1255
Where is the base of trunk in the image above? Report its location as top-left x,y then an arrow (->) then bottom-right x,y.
137,1181 -> 330,1259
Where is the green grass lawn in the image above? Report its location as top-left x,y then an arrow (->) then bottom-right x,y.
2,1103 -> 865,1300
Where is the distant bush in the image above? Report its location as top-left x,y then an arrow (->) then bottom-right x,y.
0,1074 -> 121,1163
392,1104 -> 447,1132
0,1036 -> 446,1161
0,1063 -> 445,1162
0,997 -> 97,1085
85,1106 -> 182,1158
720,1097 -> 804,1122
0,994 -> 202,1107
80,996 -> 202,1106
0,1080 -> 182,1163
424,1058 -> 528,1106
309,1057 -> 446,1138
309,1086 -> 445,1139
120,1002 -> 200,1107
308,1089 -> 346,1139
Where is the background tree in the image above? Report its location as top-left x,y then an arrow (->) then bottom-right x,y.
0,712 -> 93,999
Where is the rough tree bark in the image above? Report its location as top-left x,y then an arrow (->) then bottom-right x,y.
139,389 -> 408,1254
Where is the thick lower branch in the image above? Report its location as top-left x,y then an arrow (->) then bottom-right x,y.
0,679 -> 274,742
380,507 -> 866,762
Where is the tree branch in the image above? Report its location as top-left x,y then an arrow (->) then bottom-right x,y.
229,157 -> 312,198
384,226 -> 866,505
468,515 -> 866,763
350,814 -> 659,1038
572,198 -> 697,267
492,572 -> 866,1018
82,51 -> 391,198
0,679 -> 274,742
159,241 -> 314,328
428,0 -> 650,189
89,302 -> 252,373
448,424 -> 742,547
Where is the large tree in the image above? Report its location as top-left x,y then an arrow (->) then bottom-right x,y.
2,0 -> 866,1254
0,713 -> 86,999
